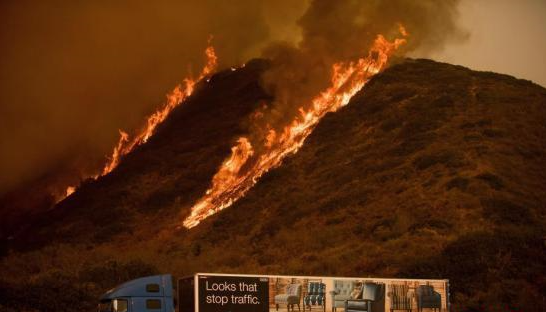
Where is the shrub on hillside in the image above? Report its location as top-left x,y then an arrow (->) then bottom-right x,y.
390,133 -> 436,156
445,176 -> 469,191
475,172 -> 504,190
1,270 -> 94,312
400,229 -> 546,312
79,259 -> 159,290
413,150 -> 464,170
0,259 -> 159,312
480,197 -> 534,225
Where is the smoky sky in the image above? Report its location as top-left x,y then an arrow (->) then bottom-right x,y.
1,0 -> 543,195
0,0 -> 308,194
255,0 -> 466,144
418,0 -> 546,87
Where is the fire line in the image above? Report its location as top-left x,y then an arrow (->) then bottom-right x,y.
60,39 -> 218,202
183,28 -> 408,228
101,42 -> 218,177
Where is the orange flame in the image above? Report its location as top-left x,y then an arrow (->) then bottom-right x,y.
65,186 -> 76,197
183,29 -> 407,228
398,23 -> 409,37
101,130 -> 129,176
102,43 -> 217,176
60,40 -> 217,202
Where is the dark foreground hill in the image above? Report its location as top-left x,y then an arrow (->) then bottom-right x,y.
1,59 -> 545,312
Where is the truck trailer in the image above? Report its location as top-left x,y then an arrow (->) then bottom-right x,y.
99,273 -> 449,312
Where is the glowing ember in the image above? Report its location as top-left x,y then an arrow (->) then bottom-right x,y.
55,185 -> 76,203
183,29 -> 407,228
65,186 -> 76,197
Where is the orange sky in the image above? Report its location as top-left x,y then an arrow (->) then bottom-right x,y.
419,0 -> 546,87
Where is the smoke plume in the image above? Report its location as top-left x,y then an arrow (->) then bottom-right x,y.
0,0 -> 466,230
256,0 -> 467,143
0,0 -> 309,195
182,0 -> 468,227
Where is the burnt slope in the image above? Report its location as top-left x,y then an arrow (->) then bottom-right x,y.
2,59 -> 545,312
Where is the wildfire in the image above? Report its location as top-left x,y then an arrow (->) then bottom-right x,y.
183,28 -> 407,228
60,40 -> 217,202
102,42 -> 217,176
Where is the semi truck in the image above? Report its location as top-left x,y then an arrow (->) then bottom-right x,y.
99,273 -> 450,312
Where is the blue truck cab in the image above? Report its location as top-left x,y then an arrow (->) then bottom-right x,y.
98,274 -> 175,312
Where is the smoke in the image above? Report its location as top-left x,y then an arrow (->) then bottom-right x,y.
0,0 -> 466,197
418,0 -> 546,87
181,0 -> 469,227
0,0 -> 308,195
256,0 -> 467,142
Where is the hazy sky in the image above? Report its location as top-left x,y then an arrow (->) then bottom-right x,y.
1,0 -> 545,195
0,0 -> 308,193
422,0 -> 546,87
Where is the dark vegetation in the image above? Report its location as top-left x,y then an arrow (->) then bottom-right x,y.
0,259 -> 157,312
2,59 -> 546,311
13,59 -> 272,248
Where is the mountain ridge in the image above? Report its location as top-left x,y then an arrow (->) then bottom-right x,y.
2,58 -> 545,312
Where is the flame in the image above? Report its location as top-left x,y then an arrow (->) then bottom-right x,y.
183,29 -> 407,228
398,23 -> 409,37
59,40 -> 217,202
191,137 -> 254,222
101,130 -> 129,176
102,42 -> 217,176
54,185 -> 76,203
65,186 -> 76,197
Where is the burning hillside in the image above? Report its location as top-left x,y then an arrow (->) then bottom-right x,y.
100,42 -> 218,177
44,0 -> 464,230
1,2 -> 545,311
1,0 -> 468,241
0,41 -> 218,239
3,58 -> 546,312
183,31 -> 407,228
58,42 -> 218,200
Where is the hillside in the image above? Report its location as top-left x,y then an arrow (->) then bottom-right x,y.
8,59 -> 271,248
2,59 -> 545,312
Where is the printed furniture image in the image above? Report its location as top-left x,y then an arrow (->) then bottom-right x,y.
416,285 -> 441,312
275,283 -> 303,311
329,280 -> 356,312
388,284 -> 413,312
344,282 -> 385,312
303,281 -> 326,311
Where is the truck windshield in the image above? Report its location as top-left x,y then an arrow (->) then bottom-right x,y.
98,299 -> 128,312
